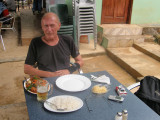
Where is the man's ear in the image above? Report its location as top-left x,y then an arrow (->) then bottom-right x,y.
58,23 -> 61,30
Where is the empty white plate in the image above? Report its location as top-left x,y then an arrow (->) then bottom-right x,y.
56,74 -> 91,92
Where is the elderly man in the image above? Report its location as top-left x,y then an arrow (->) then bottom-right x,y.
24,12 -> 83,77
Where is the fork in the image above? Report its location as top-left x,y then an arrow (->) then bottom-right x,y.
45,100 -> 67,111
91,75 -> 98,80
85,98 -> 93,112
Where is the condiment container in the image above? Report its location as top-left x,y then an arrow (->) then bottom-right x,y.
122,109 -> 128,120
115,112 -> 122,120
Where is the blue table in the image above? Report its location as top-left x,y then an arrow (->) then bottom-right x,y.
24,71 -> 160,120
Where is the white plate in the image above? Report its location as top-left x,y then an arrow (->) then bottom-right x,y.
24,78 -> 50,94
56,74 -> 91,92
44,95 -> 83,113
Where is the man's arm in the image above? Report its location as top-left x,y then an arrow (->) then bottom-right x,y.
74,54 -> 83,67
56,54 -> 83,75
24,64 -> 60,78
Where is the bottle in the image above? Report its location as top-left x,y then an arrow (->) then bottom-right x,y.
122,109 -> 128,120
115,112 -> 122,120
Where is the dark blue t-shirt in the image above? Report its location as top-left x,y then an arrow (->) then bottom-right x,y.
25,35 -> 79,72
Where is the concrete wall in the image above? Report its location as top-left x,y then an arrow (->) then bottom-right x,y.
131,0 -> 160,24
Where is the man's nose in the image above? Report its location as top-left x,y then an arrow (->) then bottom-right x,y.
47,26 -> 52,31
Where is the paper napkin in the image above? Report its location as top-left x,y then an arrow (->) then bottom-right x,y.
93,75 -> 111,85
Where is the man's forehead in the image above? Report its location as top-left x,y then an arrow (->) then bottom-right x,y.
42,16 -> 59,24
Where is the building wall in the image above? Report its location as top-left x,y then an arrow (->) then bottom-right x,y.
95,0 -> 102,25
131,0 -> 160,24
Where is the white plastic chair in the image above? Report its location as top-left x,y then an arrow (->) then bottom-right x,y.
127,82 -> 140,90
0,22 -> 6,51
0,14 -> 16,32
73,0 -> 97,49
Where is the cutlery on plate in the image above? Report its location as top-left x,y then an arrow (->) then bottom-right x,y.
45,100 -> 67,111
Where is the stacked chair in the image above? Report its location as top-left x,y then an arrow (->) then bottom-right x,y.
49,4 -> 77,44
73,0 -> 97,49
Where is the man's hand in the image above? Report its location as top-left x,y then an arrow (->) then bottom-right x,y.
24,64 -> 70,78
56,69 -> 70,76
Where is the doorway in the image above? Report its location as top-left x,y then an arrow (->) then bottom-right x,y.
101,0 -> 133,24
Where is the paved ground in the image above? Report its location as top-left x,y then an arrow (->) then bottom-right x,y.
0,9 -> 136,119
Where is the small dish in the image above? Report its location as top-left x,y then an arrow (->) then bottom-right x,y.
92,84 -> 110,94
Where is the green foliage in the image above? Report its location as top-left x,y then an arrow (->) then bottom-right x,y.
153,35 -> 160,45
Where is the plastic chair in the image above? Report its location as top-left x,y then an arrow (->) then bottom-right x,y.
0,22 -> 5,50
0,14 -> 16,50
73,0 -> 97,49
127,82 -> 140,93
49,4 -> 77,45
0,14 -> 16,32
127,82 -> 140,91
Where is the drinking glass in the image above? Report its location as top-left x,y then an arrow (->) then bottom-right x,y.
37,79 -> 52,102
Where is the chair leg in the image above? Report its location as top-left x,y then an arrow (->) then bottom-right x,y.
88,35 -> 90,44
12,27 -> 16,32
0,35 -> 6,51
94,31 -> 97,49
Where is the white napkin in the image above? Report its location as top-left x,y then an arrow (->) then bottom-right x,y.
93,75 -> 111,85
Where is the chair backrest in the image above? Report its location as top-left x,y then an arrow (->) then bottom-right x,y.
49,4 -> 69,25
127,82 -> 140,91
0,14 -> 16,32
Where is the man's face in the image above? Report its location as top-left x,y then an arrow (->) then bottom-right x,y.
41,17 -> 60,39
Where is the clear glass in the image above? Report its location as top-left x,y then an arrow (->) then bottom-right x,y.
37,80 -> 50,102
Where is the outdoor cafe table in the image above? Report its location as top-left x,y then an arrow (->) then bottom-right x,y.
23,71 -> 160,120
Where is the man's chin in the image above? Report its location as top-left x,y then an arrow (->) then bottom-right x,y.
45,35 -> 55,40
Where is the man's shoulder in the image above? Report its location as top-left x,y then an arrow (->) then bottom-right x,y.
59,35 -> 74,43
30,37 -> 42,45
59,34 -> 73,40
31,37 -> 41,42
